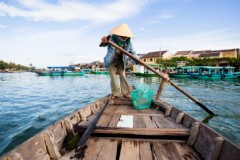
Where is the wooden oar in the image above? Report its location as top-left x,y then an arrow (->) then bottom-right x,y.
108,40 -> 215,116
73,94 -> 112,159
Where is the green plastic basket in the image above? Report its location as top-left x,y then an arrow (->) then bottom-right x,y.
130,83 -> 154,110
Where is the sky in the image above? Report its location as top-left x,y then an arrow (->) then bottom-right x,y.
0,0 -> 240,68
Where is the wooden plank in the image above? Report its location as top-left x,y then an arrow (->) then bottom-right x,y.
152,115 -> 178,128
206,137 -> 224,160
152,142 -> 183,160
143,116 -> 158,128
113,105 -> 146,115
96,115 -> 111,127
94,139 -> 118,160
114,105 -> 133,114
193,124 -> 219,158
133,116 -> 146,128
98,114 -> 186,129
174,142 -> 201,160
92,136 -> 186,143
82,138 -> 102,160
139,142 -> 152,160
102,113 -> 163,116
164,116 -> 189,129
108,115 -> 121,127
119,141 -> 140,160
142,108 -> 163,114
77,138 -> 119,160
103,105 -> 118,115
76,127 -> 190,136
219,140 -> 240,160
111,99 -> 133,105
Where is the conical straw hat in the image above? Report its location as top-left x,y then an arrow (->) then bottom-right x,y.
109,23 -> 135,38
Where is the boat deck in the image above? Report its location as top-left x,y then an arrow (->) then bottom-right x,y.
70,98 -> 201,160
2,96 -> 240,160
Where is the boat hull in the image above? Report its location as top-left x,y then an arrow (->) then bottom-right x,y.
132,72 -> 157,77
92,71 -> 109,74
168,73 -> 193,78
1,96 -> 240,160
36,71 -> 85,76
191,73 -> 239,79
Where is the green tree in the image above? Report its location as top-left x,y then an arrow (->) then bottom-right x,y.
0,60 -> 8,70
0,60 -> 29,71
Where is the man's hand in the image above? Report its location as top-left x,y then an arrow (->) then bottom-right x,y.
101,36 -> 108,43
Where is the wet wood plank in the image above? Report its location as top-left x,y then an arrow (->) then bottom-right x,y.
103,113 -> 163,116
111,105 -> 144,115
152,142 -> 183,160
165,116 -> 189,129
76,127 -> 190,136
119,140 -> 140,160
133,115 -> 146,128
141,108 -> 163,114
174,142 -> 201,160
108,115 -> 121,127
139,142 -> 152,160
103,105 -> 118,115
83,138 -> 118,160
111,99 -> 133,105
144,116 -> 158,128
96,115 -> 111,127
152,115 -> 177,128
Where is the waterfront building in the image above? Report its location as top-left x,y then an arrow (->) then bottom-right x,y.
189,48 -> 239,59
140,50 -> 173,64
174,48 -> 239,59
174,50 -> 193,59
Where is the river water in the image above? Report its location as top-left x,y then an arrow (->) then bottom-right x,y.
0,72 -> 240,156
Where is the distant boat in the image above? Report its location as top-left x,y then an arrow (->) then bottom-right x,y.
132,64 -> 162,77
82,69 -> 93,74
92,68 -> 109,74
36,66 -> 85,76
168,66 -> 199,78
191,66 -> 240,79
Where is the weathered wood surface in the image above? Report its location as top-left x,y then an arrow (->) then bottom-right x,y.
2,96 -> 240,160
76,127 -> 190,136
77,102 -> 188,130
70,137 -> 201,160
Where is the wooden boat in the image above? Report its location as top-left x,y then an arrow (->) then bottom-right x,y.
1,95 -> 240,160
92,68 -> 109,74
191,66 -> 239,79
132,64 -> 162,77
2,41 -> 239,160
36,66 -> 85,76
168,66 -> 199,78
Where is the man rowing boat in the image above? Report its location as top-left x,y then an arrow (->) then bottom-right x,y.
101,23 -> 138,99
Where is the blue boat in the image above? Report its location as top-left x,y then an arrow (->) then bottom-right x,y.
168,66 -> 199,78
191,66 -> 239,79
36,66 -> 85,76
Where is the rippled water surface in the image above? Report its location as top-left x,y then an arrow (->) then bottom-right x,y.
0,72 -> 240,156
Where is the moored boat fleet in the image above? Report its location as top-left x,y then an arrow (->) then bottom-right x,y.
134,65 -> 240,79
35,66 -> 109,76
35,65 -> 240,79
